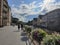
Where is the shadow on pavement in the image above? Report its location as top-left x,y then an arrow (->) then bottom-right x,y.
21,36 -> 28,41
21,31 -> 31,45
21,36 -> 31,45
21,32 -> 27,36
21,36 -> 28,45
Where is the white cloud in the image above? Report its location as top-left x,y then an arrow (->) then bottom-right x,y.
40,0 -> 60,12
11,0 -> 60,22
11,1 -> 41,16
19,16 -> 26,22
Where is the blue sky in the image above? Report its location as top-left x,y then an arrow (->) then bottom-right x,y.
8,0 -> 60,22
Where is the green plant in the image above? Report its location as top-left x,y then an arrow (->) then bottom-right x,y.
32,30 -> 39,41
26,27 -> 32,33
38,29 -> 47,37
42,33 -> 60,45
25,26 -> 32,33
32,29 -> 47,42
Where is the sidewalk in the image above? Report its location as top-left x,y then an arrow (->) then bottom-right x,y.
0,26 -> 33,45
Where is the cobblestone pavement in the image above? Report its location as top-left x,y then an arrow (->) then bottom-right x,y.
0,26 -> 33,45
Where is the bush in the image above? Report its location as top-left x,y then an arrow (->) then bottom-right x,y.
32,29 -> 47,42
38,29 -> 47,37
32,30 -> 39,41
26,27 -> 32,33
42,33 -> 60,45
55,39 -> 60,45
25,26 -> 32,33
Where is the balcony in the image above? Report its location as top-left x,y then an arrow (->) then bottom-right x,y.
3,0 -> 8,8
3,6 -> 8,12
3,11 -> 8,20
2,12 -> 8,19
3,17 -> 7,19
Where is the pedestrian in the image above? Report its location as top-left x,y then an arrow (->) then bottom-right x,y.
18,24 -> 20,31
21,24 -> 23,30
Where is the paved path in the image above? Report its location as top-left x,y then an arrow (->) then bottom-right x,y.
0,26 -> 33,45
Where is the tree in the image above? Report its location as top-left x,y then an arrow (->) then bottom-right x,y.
26,21 -> 33,25
11,16 -> 19,25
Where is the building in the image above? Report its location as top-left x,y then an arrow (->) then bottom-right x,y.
0,0 -> 11,27
36,15 -> 43,27
41,9 -> 60,31
32,15 -> 43,28
41,15 -> 48,28
32,18 -> 38,27
7,7 -> 11,26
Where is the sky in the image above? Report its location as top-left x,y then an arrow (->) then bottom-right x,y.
7,0 -> 60,22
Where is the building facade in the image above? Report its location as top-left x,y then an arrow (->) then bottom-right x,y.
37,15 -> 43,27
41,9 -> 60,31
32,15 -> 44,28
7,7 -> 11,26
41,15 -> 48,28
32,18 -> 37,27
0,0 -> 11,27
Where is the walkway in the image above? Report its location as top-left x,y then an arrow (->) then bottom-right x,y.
0,26 -> 33,45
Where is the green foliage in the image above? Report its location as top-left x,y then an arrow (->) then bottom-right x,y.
26,27 -> 32,33
42,33 -> 60,45
11,17 -> 19,25
38,29 -> 47,37
25,26 -> 32,33
32,29 -> 47,42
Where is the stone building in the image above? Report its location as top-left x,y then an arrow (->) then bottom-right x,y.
37,15 -> 43,27
0,0 -> 11,27
7,7 -> 11,26
41,9 -> 60,31
32,18 -> 38,27
41,15 -> 48,28
32,15 -> 43,28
